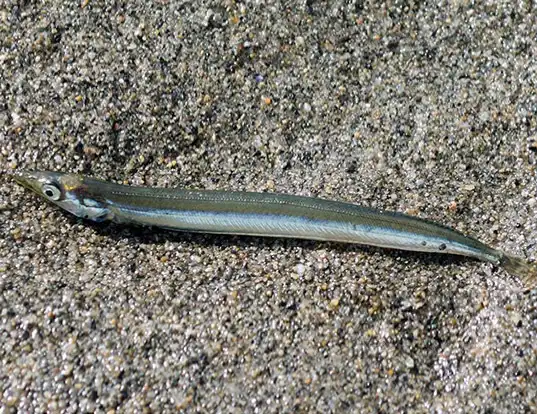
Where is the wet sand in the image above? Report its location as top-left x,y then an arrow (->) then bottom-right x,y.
1,1 -> 536,412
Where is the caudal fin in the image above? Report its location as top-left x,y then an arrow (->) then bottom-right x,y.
500,254 -> 537,291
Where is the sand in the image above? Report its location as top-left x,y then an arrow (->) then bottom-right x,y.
1,1 -> 536,412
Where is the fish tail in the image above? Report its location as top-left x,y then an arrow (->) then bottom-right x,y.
499,253 -> 537,291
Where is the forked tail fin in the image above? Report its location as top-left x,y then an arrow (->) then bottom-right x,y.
500,254 -> 537,291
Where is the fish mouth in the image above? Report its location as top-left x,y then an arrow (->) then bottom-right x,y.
13,171 -> 43,194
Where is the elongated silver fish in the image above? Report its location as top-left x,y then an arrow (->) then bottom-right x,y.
13,170 -> 536,289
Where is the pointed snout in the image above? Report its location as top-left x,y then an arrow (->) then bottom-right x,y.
13,170 -> 40,190
12,170 -> 62,194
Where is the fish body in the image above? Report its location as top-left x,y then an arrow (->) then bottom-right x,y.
13,171 -> 536,289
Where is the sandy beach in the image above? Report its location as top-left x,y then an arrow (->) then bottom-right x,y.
1,1 -> 536,411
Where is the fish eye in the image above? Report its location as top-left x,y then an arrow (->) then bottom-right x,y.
42,184 -> 61,201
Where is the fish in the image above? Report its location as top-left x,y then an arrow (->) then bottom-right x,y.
13,170 -> 537,290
